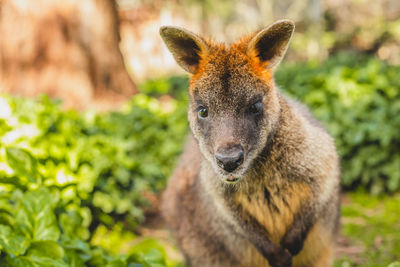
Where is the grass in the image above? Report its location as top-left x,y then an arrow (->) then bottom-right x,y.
334,192 -> 400,267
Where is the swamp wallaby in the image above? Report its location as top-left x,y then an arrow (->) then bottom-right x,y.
160,20 -> 340,267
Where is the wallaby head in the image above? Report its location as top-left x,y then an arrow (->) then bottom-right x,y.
160,20 -> 294,184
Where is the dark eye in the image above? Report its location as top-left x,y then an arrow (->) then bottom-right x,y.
249,101 -> 263,114
198,107 -> 208,118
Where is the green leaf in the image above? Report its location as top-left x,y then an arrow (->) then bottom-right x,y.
28,241 -> 64,259
128,239 -> 167,266
0,225 -> 30,256
0,177 -> 27,190
16,188 -> 60,241
64,249 -> 86,267
143,249 -> 165,265
6,147 -> 39,183
61,239 -> 91,255
6,254 -> 68,267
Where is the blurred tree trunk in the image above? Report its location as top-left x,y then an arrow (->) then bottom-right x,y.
0,0 -> 137,109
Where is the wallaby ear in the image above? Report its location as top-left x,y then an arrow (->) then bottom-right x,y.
160,26 -> 208,74
247,20 -> 295,71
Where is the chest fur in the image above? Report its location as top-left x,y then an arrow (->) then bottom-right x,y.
234,181 -> 311,244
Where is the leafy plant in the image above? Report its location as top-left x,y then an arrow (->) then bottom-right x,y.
0,78 -> 188,230
0,78 -> 189,265
276,52 -> 400,193
0,148 -> 172,266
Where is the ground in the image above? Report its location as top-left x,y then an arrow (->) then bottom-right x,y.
334,192 -> 400,267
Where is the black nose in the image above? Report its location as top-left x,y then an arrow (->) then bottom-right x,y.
215,146 -> 244,173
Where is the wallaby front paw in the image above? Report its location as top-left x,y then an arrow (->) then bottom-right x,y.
281,230 -> 304,256
269,248 -> 292,267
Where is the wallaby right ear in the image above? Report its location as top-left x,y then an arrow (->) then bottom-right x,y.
247,20 -> 295,71
160,26 -> 208,74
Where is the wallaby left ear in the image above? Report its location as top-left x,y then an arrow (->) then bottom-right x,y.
160,26 -> 208,74
247,20 -> 295,70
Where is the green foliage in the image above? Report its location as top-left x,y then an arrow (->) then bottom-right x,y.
0,78 -> 188,229
0,177 -> 171,266
0,78 -> 189,265
276,52 -> 400,193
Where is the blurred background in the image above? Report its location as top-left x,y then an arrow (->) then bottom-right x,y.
0,0 -> 399,266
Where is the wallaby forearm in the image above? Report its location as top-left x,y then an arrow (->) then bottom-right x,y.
280,202 -> 316,256
228,202 -> 293,267
243,218 -> 293,267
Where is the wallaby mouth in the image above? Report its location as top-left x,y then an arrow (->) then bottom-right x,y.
225,176 -> 239,183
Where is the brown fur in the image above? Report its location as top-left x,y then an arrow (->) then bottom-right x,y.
160,20 -> 340,267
